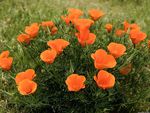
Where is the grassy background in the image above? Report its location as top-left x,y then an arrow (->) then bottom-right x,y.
1,0 -> 150,49
0,0 -> 150,112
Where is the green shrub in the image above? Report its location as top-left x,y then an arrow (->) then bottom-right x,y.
0,8 -> 150,113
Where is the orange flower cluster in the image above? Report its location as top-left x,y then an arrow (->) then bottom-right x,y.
62,8 -> 104,25
108,42 -> 128,75
129,29 -> 147,44
91,42 -> 126,70
61,8 -> 83,25
40,39 -> 69,64
41,21 -> 58,35
124,21 -> 146,44
17,21 -> 58,44
15,69 -> 37,95
115,21 -> 130,37
115,21 -> 147,44
61,9 -> 106,46
124,21 -> 140,32
25,23 -> 39,38
17,23 -> 39,44
65,70 -> 116,91
91,49 -> 117,89
90,43 -> 126,89
65,42 -> 126,91
2,8 -> 147,95
0,50 -> 13,71
74,19 -> 96,46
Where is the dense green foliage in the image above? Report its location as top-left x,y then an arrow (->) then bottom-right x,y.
0,0 -> 150,113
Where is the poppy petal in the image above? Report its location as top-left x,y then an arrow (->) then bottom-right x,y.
86,33 -> 96,45
40,49 -> 57,64
18,79 -> 37,95
0,50 -> 10,59
15,69 -> 36,85
65,74 -> 86,92
94,70 -> 115,89
107,42 -> 126,58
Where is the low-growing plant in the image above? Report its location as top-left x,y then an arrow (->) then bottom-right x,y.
0,8 -> 150,113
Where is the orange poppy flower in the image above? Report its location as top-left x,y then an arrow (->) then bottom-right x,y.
41,21 -> 54,28
40,49 -> 57,64
25,23 -> 39,38
61,8 -> 83,25
123,20 -> 130,32
74,19 -> 93,38
91,49 -> 116,69
75,32 -> 96,46
18,79 -> 37,95
86,33 -> 96,45
17,34 -> 31,44
130,29 -> 147,44
75,28 -> 90,42
88,9 -> 105,21
47,39 -> 70,54
94,70 -> 115,89
115,29 -> 125,37
0,57 -> 13,71
73,18 -> 95,46
0,51 -> 13,71
107,42 -> 126,58
61,16 -> 70,25
130,23 -> 140,31
68,8 -> 83,23
105,24 -> 113,33
15,69 -> 36,85
65,74 -> 86,92
123,21 -> 141,32
73,19 -> 94,31
51,26 -> 58,35
0,50 -> 9,59
119,63 -> 132,75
